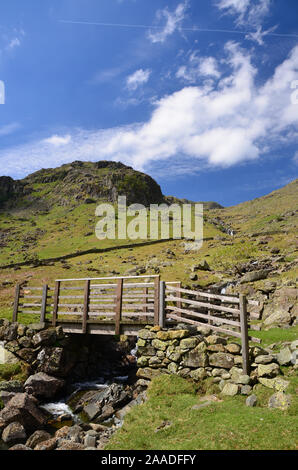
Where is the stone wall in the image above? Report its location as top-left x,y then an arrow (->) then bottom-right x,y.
0,319 -> 135,381
136,324 -> 297,397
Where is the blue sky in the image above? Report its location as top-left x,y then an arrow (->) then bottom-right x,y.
0,0 -> 298,206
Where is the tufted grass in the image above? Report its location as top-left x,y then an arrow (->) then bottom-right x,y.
106,374 -> 298,451
0,363 -> 28,383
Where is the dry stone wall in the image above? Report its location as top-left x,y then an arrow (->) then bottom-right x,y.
136,324 -> 297,397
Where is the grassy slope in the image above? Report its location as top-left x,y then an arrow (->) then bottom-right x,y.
0,175 -> 297,450
106,371 -> 298,451
0,178 -> 297,320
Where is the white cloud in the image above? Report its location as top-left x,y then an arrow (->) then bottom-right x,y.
1,43 -> 298,179
177,53 -> 221,83
43,134 -> 72,146
126,69 -> 151,90
217,0 -> 273,44
217,0 -> 250,23
217,0 -> 271,25
148,1 -> 189,43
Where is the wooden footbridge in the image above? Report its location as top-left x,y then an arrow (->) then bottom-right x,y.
12,274 -> 260,374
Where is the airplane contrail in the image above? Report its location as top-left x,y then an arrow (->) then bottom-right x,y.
59,19 -> 298,39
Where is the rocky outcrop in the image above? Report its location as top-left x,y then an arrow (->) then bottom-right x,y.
262,288 -> 297,328
226,282 -> 298,329
0,176 -> 25,206
1,160 -> 165,211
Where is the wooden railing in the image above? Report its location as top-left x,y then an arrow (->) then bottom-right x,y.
12,276 -> 259,373
161,283 -> 260,375
12,275 -> 161,334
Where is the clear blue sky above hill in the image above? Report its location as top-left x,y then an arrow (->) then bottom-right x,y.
0,0 -> 297,206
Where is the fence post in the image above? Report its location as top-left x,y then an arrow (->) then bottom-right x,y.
239,294 -> 250,375
12,284 -> 21,322
115,278 -> 123,336
82,280 -> 90,334
52,281 -> 60,327
159,281 -> 166,328
143,286 -> 149,323
154,276 -> 160,326
176,282 -> 182,318
40,284 -> 48,323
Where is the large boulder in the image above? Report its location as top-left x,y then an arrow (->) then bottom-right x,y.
2,422 -> 26,444
0,393 -> 47,430
240,270 -> 270,284
37,347 -> 76,377
26,430 -> 52,449
24,373 -> 65,399
77,384 -> 132,423
262,288 -> 297,328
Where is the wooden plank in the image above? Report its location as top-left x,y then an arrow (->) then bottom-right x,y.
167,313 -> 242,339
154,276 -> 160,326
167,305 -> 241,327
90,284 -> 117,289
82,280 -> 90,334
176,282 -> 182,310
123,283 -> 155,288
90,282 -> 154,289
21,287 -> 43,291
52,281 -> 61,327
166,295 -> 240,315
60,286 -> 84,291
143,287 -> 148,313
122,303 -> 154,309
21,303 -> 42,308
12,284 -> 21,322
159,281 -> 166,328
56,275 -> 159,282
18,310 -> 43,315
21,295 -> 43,299
55,312 -> 83,316
122,312 -> 154,317
59,295 -> 84,299
115,278 -> 123,335
239,294 -> 250,375
166,285 -> 240,303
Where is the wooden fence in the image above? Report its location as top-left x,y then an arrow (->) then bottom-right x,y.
13,275 -> 162,334
161,282 -> 260,374
12,276 -> 259,373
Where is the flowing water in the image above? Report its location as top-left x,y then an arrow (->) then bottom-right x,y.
0,346 -> 138,449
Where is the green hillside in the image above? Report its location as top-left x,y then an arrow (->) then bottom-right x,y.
0,163 -> 297,327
